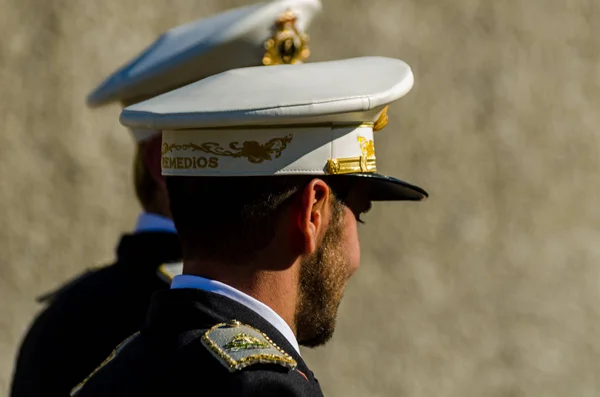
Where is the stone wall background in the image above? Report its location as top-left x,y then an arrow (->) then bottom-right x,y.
2,0 -> 600,395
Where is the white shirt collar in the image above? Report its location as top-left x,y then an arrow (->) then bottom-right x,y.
170,274 -> 300,355
133,212 -> 177,234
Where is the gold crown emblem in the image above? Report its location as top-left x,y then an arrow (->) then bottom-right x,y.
262,10 -> 310,65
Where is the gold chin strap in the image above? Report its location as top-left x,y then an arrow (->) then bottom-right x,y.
325,108 -> 389,175
326,135 -> 377,175
262,10 -> 310,65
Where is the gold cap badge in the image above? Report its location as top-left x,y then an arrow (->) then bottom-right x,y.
262,10 -> 310,65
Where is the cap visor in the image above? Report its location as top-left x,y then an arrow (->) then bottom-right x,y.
340,173 -> 428,201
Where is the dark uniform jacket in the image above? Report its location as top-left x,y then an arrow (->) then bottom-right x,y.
70,288 -> 325,397
10,232 -> 182,397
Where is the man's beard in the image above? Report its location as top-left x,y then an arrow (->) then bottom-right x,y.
295,202 -> 350,348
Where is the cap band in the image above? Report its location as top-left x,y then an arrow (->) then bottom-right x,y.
161,124 -> 376,177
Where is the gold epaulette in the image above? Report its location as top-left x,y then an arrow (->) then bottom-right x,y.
201,320 -> 297,372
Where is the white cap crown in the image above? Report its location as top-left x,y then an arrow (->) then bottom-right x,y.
88,0 -> 322,142
120,56 -> 427,201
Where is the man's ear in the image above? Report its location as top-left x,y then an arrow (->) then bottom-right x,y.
142,135 -> 166,190
296,179 -> 332,255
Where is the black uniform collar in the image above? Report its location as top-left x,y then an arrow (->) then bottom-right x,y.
115,232 -> 181,269
144,288 -> 316,377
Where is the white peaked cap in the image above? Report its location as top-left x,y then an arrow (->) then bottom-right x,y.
87,0 -> 322,142
120,57 -> 428,201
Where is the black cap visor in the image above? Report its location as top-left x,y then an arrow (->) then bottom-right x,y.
335,173 -> 428,201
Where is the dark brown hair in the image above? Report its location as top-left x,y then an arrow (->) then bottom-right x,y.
166,175 -> 354,264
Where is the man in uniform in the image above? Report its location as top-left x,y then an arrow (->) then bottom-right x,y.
9,1 -> 321,396
70,56 -> 428,396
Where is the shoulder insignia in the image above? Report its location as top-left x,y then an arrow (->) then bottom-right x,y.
157,261 -> 183,284
201,320 -> 297,372
70,331 -> 140,396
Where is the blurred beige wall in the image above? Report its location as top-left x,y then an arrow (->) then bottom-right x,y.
2,0 -> 600,395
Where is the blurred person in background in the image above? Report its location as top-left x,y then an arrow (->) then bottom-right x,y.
70,56 -> 428,396
9,1 -> 321,396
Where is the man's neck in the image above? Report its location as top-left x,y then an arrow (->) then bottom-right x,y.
182,259 -> 300,335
